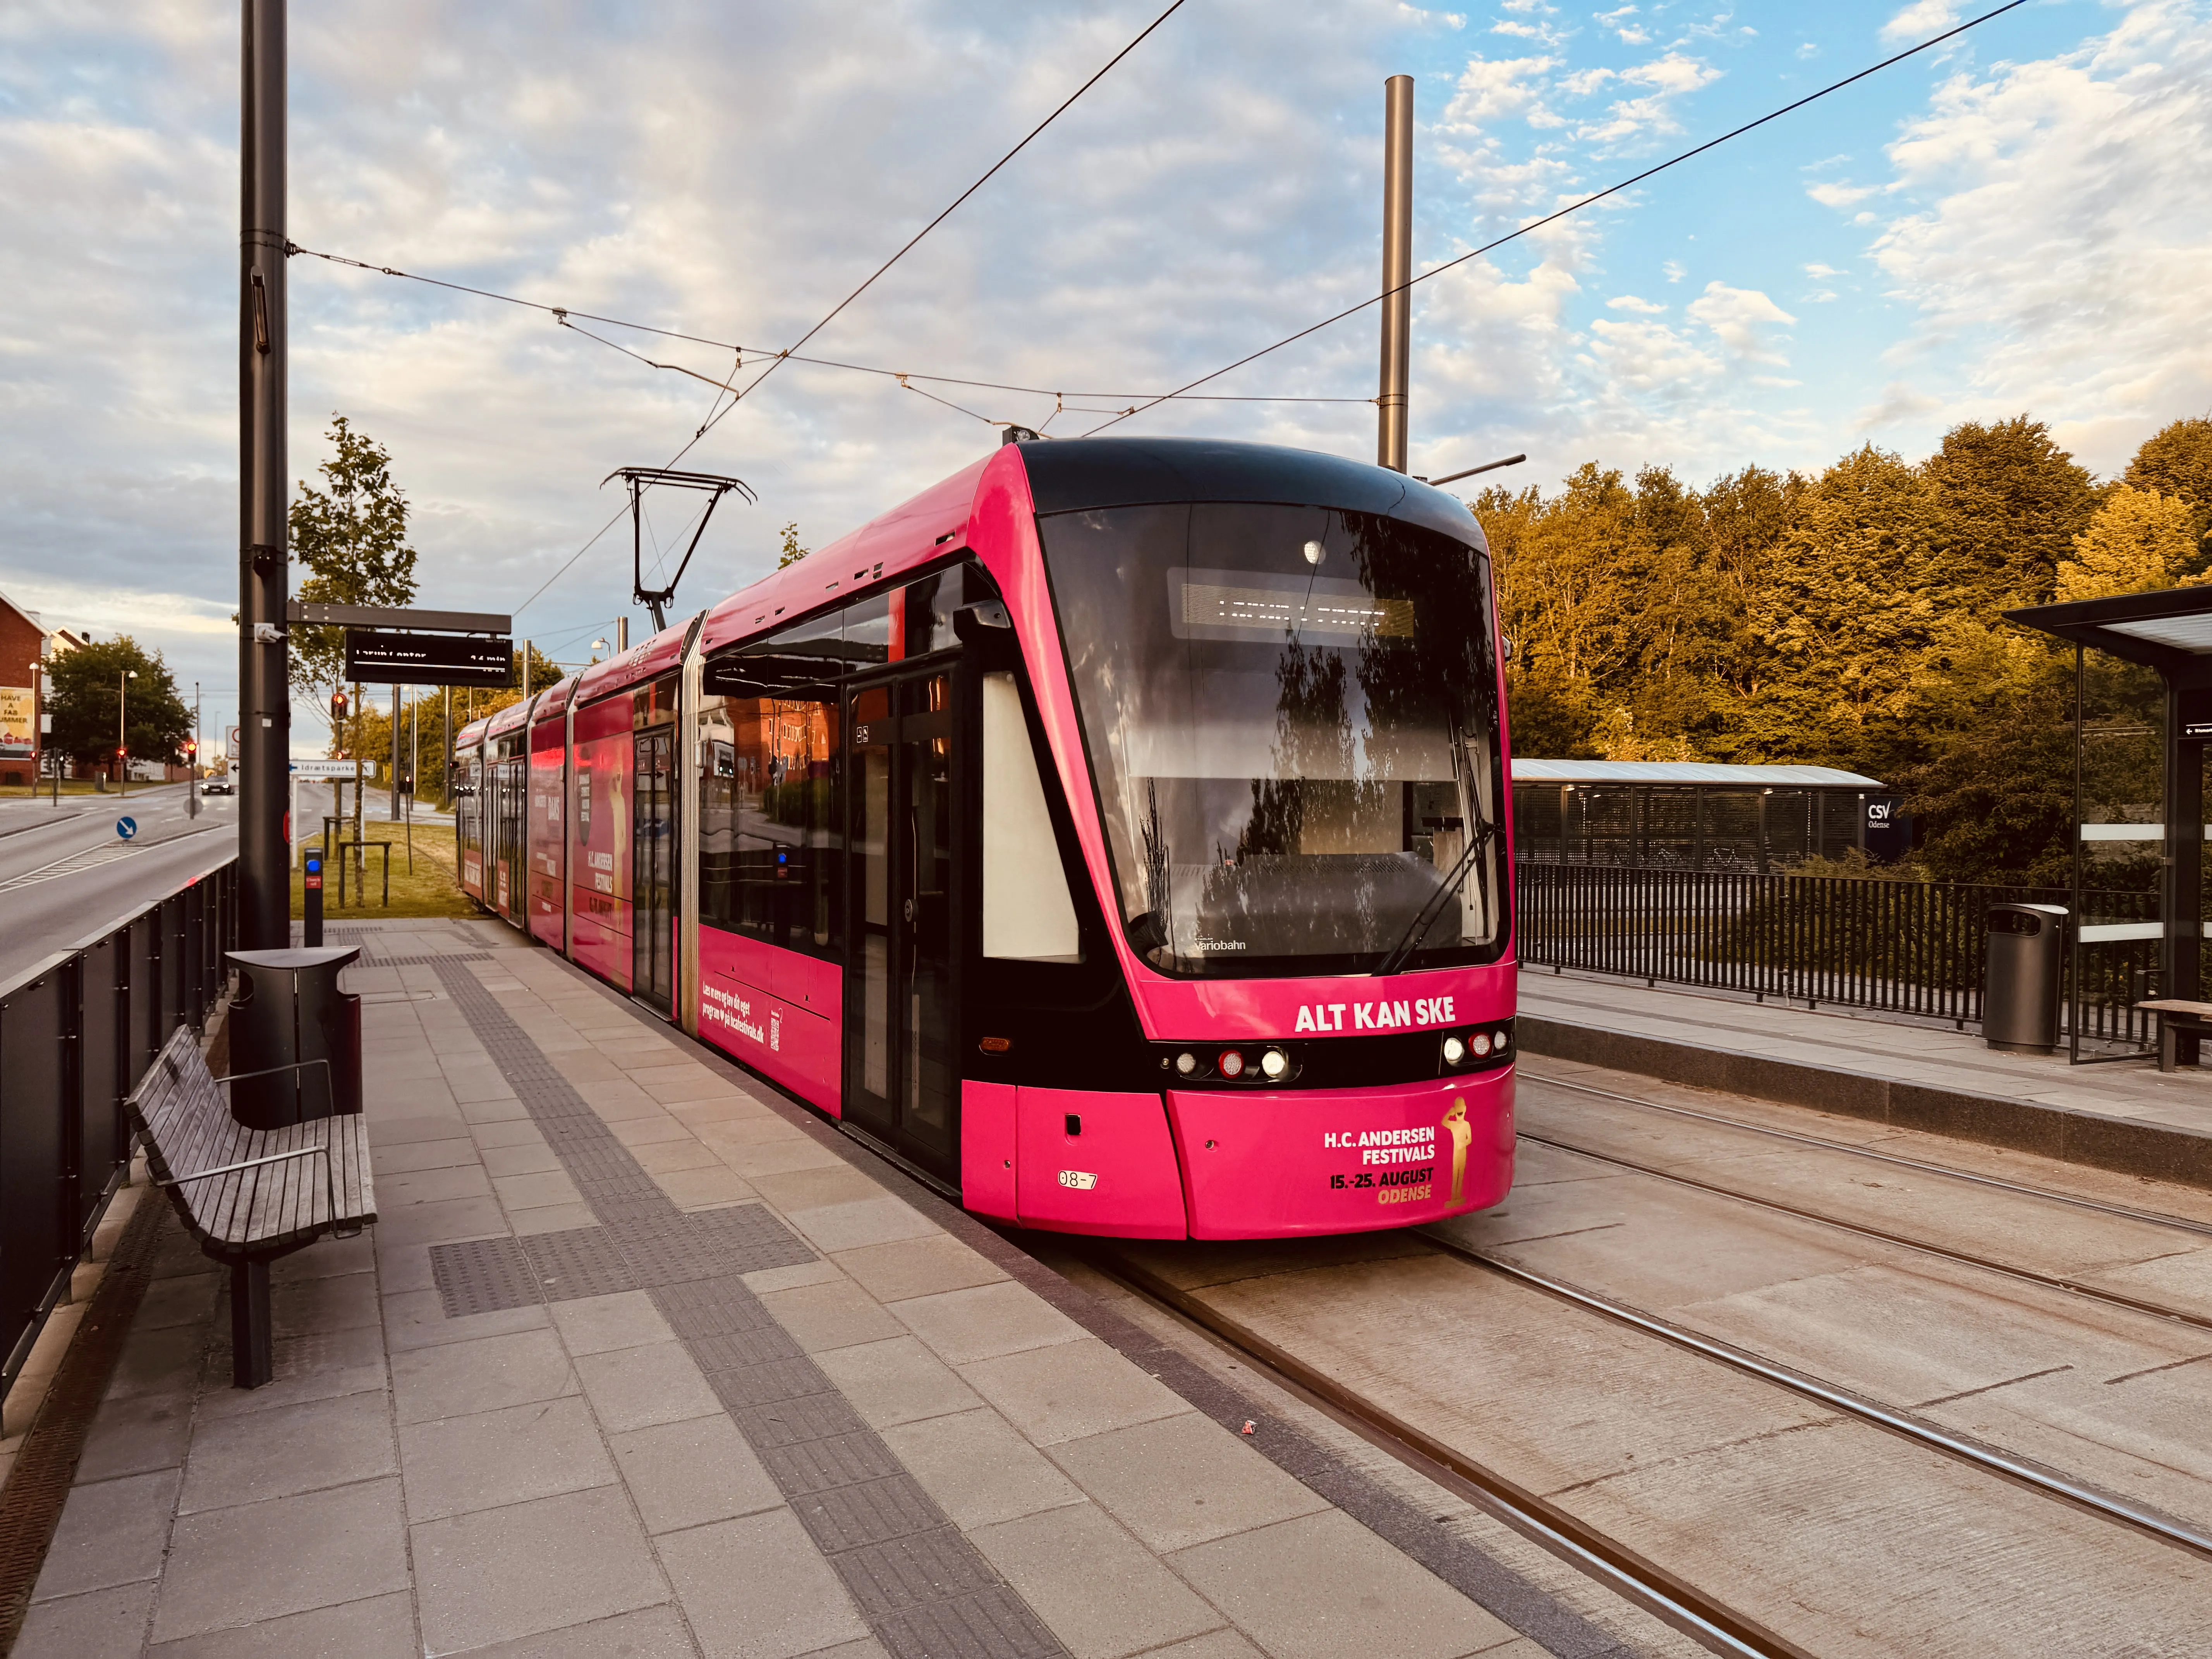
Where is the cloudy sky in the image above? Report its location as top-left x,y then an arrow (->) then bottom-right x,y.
3,0 -> 2208,747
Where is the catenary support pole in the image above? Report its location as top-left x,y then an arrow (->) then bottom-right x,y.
1377,74 -> 1413,474
239,0 -> 290,948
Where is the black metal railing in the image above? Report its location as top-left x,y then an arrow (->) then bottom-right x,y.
0,854 -> 238,1399
1516,862 -> 2157,1039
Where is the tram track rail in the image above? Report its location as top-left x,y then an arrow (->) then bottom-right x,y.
1512,1125 -> 2212,1337
1417,1234 -> 2212,1566
1081,1246 -> 1811,1659
1520,1069 -> 2212,1241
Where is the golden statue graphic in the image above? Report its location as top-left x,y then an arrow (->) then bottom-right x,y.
1442,1098 -> 1473,1205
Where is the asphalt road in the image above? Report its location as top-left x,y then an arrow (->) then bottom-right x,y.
0,784 -> 237,987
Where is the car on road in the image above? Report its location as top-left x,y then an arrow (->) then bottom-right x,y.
200,776 -> 234,795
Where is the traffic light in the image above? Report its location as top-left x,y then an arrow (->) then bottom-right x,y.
331,690 -> 349,720
183,738 -> 198,757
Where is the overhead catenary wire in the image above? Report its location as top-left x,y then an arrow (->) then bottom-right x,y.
1079,0 -> 2033,438
456,0 -> 1198,617
290,246 -> 1372,411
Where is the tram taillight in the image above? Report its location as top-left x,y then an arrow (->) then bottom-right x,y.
1217,1049 -> 1245,1079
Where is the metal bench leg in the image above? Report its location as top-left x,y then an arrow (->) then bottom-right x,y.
232,1259 -> 273,1389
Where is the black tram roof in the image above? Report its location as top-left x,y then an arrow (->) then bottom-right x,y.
1014,437 -> 1488,550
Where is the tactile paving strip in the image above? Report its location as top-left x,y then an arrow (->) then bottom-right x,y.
426,960 -> 1065,1659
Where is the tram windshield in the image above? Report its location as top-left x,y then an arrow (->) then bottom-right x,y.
1042,501 -> 1506,979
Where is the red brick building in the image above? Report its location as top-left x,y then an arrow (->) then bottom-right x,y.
0,589 -> 48,788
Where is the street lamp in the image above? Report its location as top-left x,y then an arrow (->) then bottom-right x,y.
118,669 -> 137,798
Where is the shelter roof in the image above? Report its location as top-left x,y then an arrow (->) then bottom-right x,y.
2006,585 -> 2212,685
1510,760 -> 1885,788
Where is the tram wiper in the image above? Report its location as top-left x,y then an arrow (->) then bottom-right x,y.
1372,819 -> 1494,979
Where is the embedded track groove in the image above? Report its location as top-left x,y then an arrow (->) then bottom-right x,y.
1083,1248 -> 1810,1659
1514,1127 -> 2212,1336
1417,1234 -> 2212,1564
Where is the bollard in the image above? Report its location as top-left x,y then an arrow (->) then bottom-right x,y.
303,852 -> 323,946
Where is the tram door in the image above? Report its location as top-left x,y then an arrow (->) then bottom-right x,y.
632,729 -> 676,1014
845,670 -> 957,1174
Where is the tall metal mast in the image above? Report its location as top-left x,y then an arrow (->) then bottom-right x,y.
1377,74 -> 1414,474
239,0 -> 290,947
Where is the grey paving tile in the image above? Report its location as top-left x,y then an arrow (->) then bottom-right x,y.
412,1484 -> 668,1655
273,1267 -> 382,1337
1170,1511 -> 1515,1659
513,1201 -> 603,1236
813,1336 -> 984,1431
748,1163 -> 891,1214
551,1289 -> 677,1356
179,1387 -> 398,1514
609,1413 -> 783,1534
960,1340 -> 1194,1447
12,1579 -> 155,1658
386,1287 -> 552,1352
376,1239 -> 438,1295
657,1508 -> 871,1659
104,1321 -> 205,1401
1046,1413 -> 1329,1553
144,1588 -> 417,1657
893,1281 -> 1087,1366
399,1394 -> 619,1522
879,1408 -> 1086,1531
272,1231 -> 379,1281
573,1339 -> 723,1434
382,1163 -> 496,1207
1133,1632 -> 1267,1659
757,1279 -> 907,1354
392,1327 -> 577,1425
74,1390 -> 192,1484
371,1195 -> 510,1249
29,1468 -> 178,1600
452,1603 -> 698,1659
192,1324 -> 388,1421
368,1112 -> 472,1148
969,1501 -> 1223,1659
495,1170 -> 586,1211
713,1137 -> 850,1180
474,1118 -> 554,1149
831,1235 -> 1010,1305
629,1137 -> 727,1175
151,1476 -> 411,1643
744,1261 -> 845,1295
482,1141 -> 565,1178
785,1195 -> 939,1255
656,1166 -> 762,1211
135,1269 -> 221,1331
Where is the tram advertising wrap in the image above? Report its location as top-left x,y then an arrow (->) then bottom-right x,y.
452,436 -> 1517,1239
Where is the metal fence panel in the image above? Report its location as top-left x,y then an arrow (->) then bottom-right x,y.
0,857 -> 239,1400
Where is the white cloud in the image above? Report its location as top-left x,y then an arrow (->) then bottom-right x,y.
1606,294 -> 1667,313
1864,0 -> 2212,470
1806,181 -> 1876,208
1881,3 -> 1959,46
1661,259 -> 1686,282
1443,54 -> 1559,130
1803,262 -> 1844,278
1686,281 -> 1796,363
1575,51 -> 1722,145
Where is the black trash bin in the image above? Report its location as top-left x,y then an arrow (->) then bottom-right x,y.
1984,903 -> 2066,1054
224,946 -> 362,1127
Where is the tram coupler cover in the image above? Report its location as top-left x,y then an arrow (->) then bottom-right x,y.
223,946 -> 364,1127
1983,903 -> 2066,1054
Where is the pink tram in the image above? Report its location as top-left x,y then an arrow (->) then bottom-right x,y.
454,437 -> 1517,1238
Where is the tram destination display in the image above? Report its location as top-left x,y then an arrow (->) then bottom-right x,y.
344,629 -> 514,688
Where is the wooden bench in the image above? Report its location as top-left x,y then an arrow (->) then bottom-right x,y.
2135,999 -> 2212,1073
126,1025 -> 377,1388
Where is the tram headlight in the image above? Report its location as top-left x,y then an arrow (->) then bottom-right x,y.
1441,1035 -> 1466,1065
1259,1047 -> 1289,1080
1175,1050 -> 1199,1077
1470,1031 -> 1492,1058
1302,539 -> 1326,566
1218,1049 -> 1245,1079
1494,1027 -> 1510,1052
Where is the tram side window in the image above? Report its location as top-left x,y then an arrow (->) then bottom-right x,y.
981,672 -> 1081,962
696,689 -> 842,959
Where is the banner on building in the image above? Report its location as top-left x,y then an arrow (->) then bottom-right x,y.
0,687 -> 33,759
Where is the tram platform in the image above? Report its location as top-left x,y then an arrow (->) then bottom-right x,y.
1520,968 -> 2212,1190
7,919 -> 1562,1659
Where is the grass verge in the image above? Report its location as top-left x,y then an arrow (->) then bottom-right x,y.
290,819 -> 481,921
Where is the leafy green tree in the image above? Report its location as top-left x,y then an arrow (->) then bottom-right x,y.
288,416 -> 421,701
2123,417 -> 2212,569
1923,416 -> 2095,610
2057,486 -> 2205,599
777,522 -> 808,569
47,637 -> 192,780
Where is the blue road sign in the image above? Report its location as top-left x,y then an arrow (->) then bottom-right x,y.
116,816 -> 138,841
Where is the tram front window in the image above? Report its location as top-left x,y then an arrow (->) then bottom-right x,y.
1043,501 -> 1505,978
